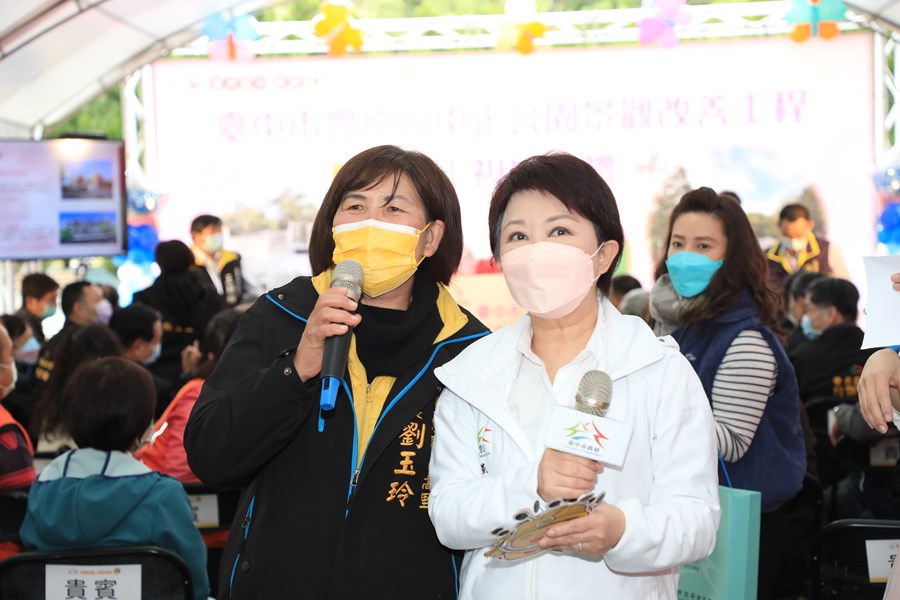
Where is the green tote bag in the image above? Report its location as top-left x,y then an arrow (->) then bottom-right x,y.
677,456 -> 762,600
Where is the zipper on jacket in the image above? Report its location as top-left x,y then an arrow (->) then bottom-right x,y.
266,294 -> 490,522
229,496 -> 256,599
343,332 -> 489,515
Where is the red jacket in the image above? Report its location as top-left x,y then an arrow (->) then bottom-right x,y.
137,378 -> 203,483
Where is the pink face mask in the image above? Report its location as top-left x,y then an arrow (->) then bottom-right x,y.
500,242 -> 602,320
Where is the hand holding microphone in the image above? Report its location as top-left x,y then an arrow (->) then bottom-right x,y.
294,261 -> 363,404
537,371 -> 612,502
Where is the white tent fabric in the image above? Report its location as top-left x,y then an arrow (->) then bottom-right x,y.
0,0 -> 280,138
1,0 -> 899,139
846,0 -> 900,32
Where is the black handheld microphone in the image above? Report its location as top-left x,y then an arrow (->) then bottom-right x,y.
320,259 -> 363,412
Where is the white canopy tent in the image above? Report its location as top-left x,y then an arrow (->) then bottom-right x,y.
1,0 -> 899,139
0,0 -> 283,139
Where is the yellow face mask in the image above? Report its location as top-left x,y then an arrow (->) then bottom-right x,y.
332,219 -> 432,297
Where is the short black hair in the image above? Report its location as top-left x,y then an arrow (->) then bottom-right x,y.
779,203 -> 811,222
191,215 -> 222,234
60,281 -> 93,318
63,357 -> 155,452
488,153 -> 624,296
807,277 -> 859,322
308,145 -> 463,285
611,275 -> 642,297
21,273 -> 59,303
0,314 -> 26,341
194,307 -> 245,379
109,304 -> 161,348
155,240 -> 195,273
786,270 -> 828,306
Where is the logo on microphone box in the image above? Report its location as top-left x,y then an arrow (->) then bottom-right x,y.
564,420 -> 609,453
545,406 -> 633,468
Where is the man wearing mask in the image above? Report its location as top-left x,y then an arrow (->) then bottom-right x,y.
14,273 -> 60,345
34,281 -> 109,384
765,203 -> 847,291
109,305 -> 173,419
190,214 -> 247,308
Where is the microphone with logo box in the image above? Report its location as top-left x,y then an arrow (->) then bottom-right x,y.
544,370 -> 633,468
319,259 -> 363,412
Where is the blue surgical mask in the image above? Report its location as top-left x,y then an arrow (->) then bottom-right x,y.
800,314 -> 822,340
143,343 -> 162,366
14,337 -> 40,366
204,233 -> 224,254
41,304 -> 56,319
665,252 -> 724,298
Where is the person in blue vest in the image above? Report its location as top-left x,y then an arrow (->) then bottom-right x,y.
183,145 -> 489,599
649,187 -> 806,600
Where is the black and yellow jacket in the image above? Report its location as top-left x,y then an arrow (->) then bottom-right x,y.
193,248 -> 245,308
184,270 -> 488,599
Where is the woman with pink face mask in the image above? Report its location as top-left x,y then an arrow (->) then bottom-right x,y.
428,153 -> 720,599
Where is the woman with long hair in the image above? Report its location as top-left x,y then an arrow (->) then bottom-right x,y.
650,187 -> 806,599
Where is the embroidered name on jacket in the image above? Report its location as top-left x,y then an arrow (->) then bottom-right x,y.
386,411 -> 432,509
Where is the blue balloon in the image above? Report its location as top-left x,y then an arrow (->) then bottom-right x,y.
202,13 -> 230,40
879,203 -> 900,230
127,224 -> 159,262
128,247 -> 154,265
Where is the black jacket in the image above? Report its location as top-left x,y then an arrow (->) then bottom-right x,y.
133,271 -> 220,384
184,275 -> 489,599
790,323 -> 877,405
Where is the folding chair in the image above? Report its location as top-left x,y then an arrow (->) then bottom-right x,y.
810,518 -> 900,600
182,483 -> 240,533
182,482 -> 241,599
0,489 -> 28,542
0,545 -> 194,600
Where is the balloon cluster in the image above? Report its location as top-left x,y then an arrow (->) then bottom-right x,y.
113,190 -> 162,305
639,0 -> 691,47
312,0 -> 363,57
785,0 -> 845,42
202,13 -> 259,61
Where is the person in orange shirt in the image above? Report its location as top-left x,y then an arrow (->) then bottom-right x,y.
0,320 -> 34,492
137,307 -> 244,482
0,320 -> 36,561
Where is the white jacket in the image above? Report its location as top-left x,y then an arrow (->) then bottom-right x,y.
429,300 -> 720,600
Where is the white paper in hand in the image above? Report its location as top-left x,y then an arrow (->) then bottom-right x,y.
862,255 -> 900,348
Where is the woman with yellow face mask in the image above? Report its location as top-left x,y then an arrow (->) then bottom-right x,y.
183,145 -> 489,600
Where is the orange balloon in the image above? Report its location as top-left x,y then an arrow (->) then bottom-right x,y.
819,21 -> 840,38
790,23 -> 811,42
516,34 -> 535,54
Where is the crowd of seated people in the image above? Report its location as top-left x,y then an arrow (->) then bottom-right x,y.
0,247 -> 238,596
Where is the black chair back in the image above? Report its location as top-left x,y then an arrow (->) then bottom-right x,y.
0,545 -> 193,600
0,490 -> 28,542
182,482 -> 241,532
810,518 -> 900,600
